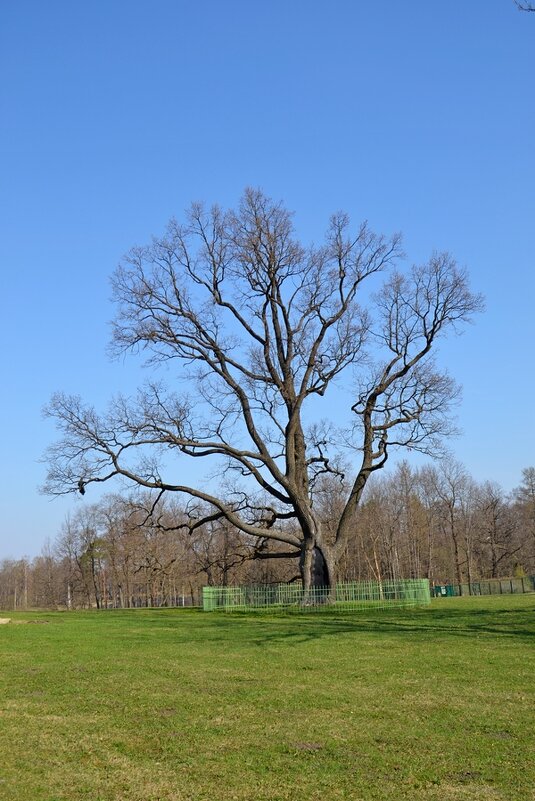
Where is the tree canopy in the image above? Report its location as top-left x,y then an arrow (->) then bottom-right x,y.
44,189 -> 483,593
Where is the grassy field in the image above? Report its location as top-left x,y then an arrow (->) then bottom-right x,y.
0,595 -> 533,801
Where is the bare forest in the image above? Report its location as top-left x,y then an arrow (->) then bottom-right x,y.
3,464 -> 534,610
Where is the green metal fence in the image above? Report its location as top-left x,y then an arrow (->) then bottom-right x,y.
432,576 -> 535,598
202,578 -> 431,613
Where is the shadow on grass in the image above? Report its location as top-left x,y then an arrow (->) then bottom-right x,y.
141,599 -> 535,646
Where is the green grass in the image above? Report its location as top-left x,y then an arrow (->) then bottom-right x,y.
0,595 -> 533,801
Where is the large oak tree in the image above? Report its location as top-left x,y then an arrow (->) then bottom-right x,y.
44,189 -> 482,595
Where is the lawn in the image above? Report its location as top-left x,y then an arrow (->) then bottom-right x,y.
0,595 -> 533,801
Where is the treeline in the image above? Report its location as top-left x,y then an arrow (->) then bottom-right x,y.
1,462 -> 534,610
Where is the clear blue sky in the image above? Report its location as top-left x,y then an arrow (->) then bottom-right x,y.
1,0 -> 534,559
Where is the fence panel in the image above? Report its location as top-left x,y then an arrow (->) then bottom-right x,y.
202,578 -> 431,613
433,576 -> 535,599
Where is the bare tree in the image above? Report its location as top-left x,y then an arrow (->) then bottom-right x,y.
476,481 -> 521,579
43,189 -> 482,595
512,467 -> 535,572
421,459 -> 479,590
513,467 -> 535,573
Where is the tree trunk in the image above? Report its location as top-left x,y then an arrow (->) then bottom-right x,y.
90,554 -> 101,609
300,543 -> 336,602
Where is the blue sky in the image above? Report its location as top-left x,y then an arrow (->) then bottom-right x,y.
1,0 -> 534,559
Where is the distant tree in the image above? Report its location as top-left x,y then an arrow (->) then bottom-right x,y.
0,559 -> 30,610
44,189 -> 482,596
475,481 -> 522,579
351,463 -> 430,584
513,467 -> 535,572
514,467 -> 535,510
424,460 -> 478,590
32,541 -> 64,608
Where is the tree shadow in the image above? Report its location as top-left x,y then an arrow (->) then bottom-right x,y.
188,602 -> 535,646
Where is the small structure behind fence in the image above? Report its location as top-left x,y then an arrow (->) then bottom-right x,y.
202,578 -> 431,613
